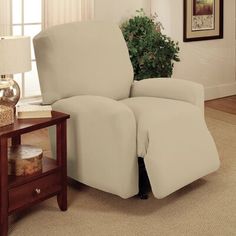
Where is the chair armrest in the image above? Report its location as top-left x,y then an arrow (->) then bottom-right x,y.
50,95 -> 138,198
130,78 -> 204,113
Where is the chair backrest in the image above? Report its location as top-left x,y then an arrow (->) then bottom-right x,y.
33,21 -> 133,104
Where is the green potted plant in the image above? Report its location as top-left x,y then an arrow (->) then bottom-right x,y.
121,9 -> 180,81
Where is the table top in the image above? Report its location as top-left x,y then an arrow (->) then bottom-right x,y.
0,111 -> 70,138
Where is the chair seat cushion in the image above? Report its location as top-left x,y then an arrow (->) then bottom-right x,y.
121,97 -> 220,199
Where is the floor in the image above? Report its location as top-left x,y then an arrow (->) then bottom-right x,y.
205,95 -> 236,114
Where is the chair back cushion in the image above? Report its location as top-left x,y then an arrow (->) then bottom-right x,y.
33,21 -> 133,104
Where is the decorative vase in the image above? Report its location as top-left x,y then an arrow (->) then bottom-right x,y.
0,77 -> 20,107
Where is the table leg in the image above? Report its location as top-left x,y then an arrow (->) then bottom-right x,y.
56,121 -> 67,211
11,135 -> 21,146
0,137 -> 8,236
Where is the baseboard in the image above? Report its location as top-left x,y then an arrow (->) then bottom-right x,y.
205,82 -> 236,101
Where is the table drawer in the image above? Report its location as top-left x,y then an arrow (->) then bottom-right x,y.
9,172 -> 61,214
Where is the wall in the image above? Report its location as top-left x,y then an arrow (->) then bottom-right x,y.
152,0 -> 236,100
94,0 -> 150,24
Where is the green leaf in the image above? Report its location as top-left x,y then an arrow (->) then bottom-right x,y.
120,9 -> 180,80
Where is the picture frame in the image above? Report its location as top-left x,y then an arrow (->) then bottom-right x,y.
183,0 -> 223,42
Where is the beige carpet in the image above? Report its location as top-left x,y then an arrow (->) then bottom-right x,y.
9,108 -> 236,236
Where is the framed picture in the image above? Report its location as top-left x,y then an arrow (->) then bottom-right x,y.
183,0 -> 223,42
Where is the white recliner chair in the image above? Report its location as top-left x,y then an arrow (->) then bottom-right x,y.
34,22 -> 220,199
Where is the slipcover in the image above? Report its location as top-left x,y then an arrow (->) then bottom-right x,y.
52,95 -> 138,199
34,21 -> 220,199
121,96 -> 219,198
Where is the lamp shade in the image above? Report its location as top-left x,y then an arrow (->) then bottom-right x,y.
0,36 -> 31,75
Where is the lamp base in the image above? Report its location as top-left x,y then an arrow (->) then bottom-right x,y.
0,76 -> 20,108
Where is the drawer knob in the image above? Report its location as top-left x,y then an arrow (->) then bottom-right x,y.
35,188 -> 41,195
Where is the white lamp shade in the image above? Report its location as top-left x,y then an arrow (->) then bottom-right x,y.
0,36 -> 31,75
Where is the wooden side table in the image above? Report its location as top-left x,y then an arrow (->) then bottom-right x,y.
0,111 -> 70,236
